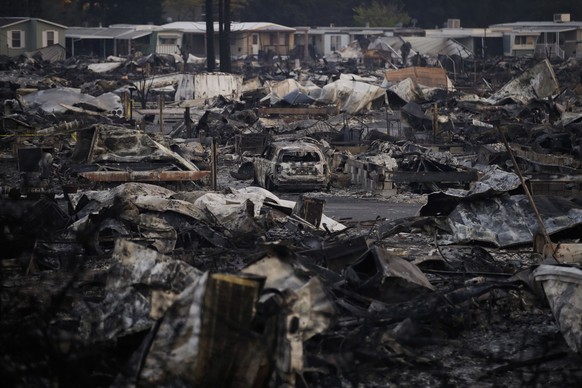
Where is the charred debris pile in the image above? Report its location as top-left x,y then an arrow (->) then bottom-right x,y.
2,50 -> 582,386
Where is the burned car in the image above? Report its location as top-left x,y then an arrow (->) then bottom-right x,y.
253,140 -> 330,191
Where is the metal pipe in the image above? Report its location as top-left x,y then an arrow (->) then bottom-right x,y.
211,137 -> 218,190
159,94 -> 164,133
496,126 -> 553,254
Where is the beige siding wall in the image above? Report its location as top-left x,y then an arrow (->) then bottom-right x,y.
35,20 -> 66,48
1,20 -> 66,56
1,27 -> 27,56
157,33 -> 182,55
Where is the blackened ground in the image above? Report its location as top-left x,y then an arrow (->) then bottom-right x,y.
218,155 -> 582,387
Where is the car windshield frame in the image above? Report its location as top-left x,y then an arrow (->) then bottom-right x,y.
278,150 -> 321,163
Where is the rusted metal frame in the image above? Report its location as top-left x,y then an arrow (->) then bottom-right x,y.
79,170 -> 210,182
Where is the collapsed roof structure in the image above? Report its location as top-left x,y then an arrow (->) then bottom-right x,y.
2,14 -> 582,386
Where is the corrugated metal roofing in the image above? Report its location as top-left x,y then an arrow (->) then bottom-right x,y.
67,27 -> 129,39
117,30 -> 153,40
161,21 -> 295,33
234,22 -> 295,32
510,26 -> 577,33
27,44 -> 66,62
492,21 -> 582,28
407,37 -> 473,58
377,36 -> 473,58
66,27 -> 151,40
162,22 -> 205,33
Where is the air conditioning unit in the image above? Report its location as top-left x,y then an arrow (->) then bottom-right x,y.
553,13 -> 571,23
446,19 -> 461,29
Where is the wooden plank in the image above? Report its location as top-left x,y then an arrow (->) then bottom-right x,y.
151,138 -> 200,171
385,67 -> 449,88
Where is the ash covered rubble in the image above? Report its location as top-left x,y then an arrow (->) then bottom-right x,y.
2,48 -> 582,387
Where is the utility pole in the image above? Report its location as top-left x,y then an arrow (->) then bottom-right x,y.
223,0 -> 231,73
218,0 -> 231,73
205,0 -> 215,72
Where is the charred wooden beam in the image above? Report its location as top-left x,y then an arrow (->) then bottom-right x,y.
257,106 -> 336,116
391,170 -> 478,183
292,195 -> 325,228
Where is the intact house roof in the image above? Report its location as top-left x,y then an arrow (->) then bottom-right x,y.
0,17 -> 67,30
425,28 -> 504,39
490,21 -> 582,34
66,27 -> 153,40
161,21 -> 295,34
491,21 -> 582,29
492,26 -> 579,35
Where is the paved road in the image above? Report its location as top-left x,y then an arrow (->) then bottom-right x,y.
322,196 -> 422,222
220,164 -> 423,222
280,194 -> 422,222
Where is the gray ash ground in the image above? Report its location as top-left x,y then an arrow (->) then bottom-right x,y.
217,154 -> 582,387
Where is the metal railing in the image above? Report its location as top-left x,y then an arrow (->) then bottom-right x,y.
535,44 -> 565,59
156,45 -> 179,55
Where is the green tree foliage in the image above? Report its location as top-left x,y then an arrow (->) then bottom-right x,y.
163,0 -> 204,21
0,0 -> 43,18
162,0 -> 247,22
98,0 -> 164,25
401,0 -> 582,28
0,0 -> 163,27
353,1 -> 410,27
2,0 -> 582,29
238,0 -> 582,28
239,0 -> 361,27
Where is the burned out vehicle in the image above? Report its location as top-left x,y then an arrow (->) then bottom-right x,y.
253,140 -> 330,191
